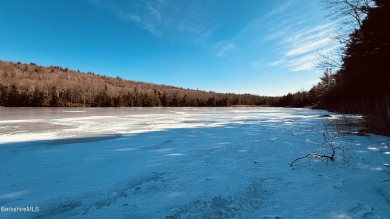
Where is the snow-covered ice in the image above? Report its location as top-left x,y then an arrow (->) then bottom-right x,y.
0,107 -> 389,218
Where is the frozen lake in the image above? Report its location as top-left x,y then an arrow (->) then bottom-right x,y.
0,107 -> 389,218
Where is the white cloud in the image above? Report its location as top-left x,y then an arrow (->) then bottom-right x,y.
89,0 -> 215,42
285,38 -> 332,57
268,60 -> 284,66
146,5 -> 162,20
268,22 -> 341,72
216,44 -> 235,57
127,14 -> 141,23
292,62 -> 313,71
283,22 -> 335,57
262,0 -> 294,19
265,31 -> 286,41
285,53 -> 316,71
282,22 -> 334,44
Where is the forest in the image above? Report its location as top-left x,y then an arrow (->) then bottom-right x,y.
0,60 -> 278,108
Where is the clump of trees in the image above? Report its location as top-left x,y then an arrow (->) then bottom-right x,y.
0,61 -> 277,107
317,0 -> 390,135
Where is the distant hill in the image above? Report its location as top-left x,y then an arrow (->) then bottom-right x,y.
0,60 -> 276,107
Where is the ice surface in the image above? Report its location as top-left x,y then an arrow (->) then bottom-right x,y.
0,107 -> 389,218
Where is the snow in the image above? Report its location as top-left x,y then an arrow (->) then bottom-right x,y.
0,107 -> 389,218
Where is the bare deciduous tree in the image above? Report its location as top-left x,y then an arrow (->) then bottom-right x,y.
316,0 -> 375,70
321,0 -> 374,43
316,50 -> 343,69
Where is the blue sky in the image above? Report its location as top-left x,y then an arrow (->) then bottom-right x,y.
0,0 -> 338,96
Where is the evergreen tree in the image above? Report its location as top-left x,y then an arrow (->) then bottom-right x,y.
31,88 -> 44,106
49,86 -> 59,107
315,0 -> 390,134
7,84 -> 19,107
334,0 -> 389,102
0,84 -> 7,106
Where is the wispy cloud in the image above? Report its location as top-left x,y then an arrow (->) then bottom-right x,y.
264,31 -> 285,42
285,37 -> 332,57
236,1 -> 340,73
286,53 -> 318,71
89,0 -> 339,73
303,79 -> 321,85
268,60 -> 284,67
89,0 -> 216,42
242,1 -> 295,35
282,22 -> 334,44
264,21 -> 339,72
262,0 -> 294,20
216,43 -> 235,57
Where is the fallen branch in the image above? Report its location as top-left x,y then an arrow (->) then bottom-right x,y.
290,153 -> 334,167
290,120 -> 350,167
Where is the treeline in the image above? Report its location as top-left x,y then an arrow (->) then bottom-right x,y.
0,61 -> 277,107
277,0 -> 390,135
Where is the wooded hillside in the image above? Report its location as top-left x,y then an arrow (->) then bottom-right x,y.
0,60 -> 276,107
